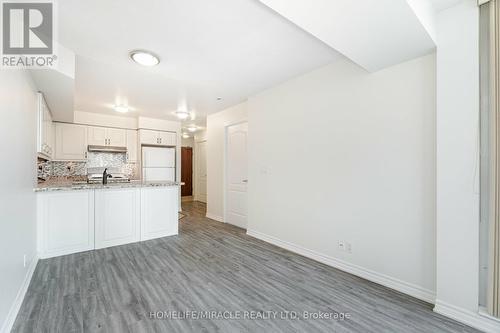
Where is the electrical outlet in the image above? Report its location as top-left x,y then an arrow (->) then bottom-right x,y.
338,240 -> 345,251
23,254 -> 27,268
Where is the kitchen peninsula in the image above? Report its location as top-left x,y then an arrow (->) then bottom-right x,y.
35,180 -> 179,259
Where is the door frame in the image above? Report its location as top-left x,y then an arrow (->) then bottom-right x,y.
181,146 -> 193,197
194,139 -> 207,203
223,120 -> 248,225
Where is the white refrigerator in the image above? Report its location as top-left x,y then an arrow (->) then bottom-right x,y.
142,146 -> 176,182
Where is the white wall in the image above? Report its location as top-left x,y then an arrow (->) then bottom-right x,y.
0,71 -> 38,331
181,137 -> 194,147
194,130 -> 207,143
193,130 -> 207,202
406,0 -> 438,43
434,0 -> 481,320
206,104 -> 247,220
74,111 -> 137,129
433,3 -> 500,331
247,54 -> 437,300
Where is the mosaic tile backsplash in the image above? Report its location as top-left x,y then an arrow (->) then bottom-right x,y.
38,152 -> 139,181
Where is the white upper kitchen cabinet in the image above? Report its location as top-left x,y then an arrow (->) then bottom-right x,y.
139,129 -> 159,145
139,129 -> 176,146
37,93 -> 54,159
37,190 -> 95,259
46,116 -> 54,158
54,123 -> 88,161
87,126 -> 107,146
88,126 -> 126,146
126,129 -> 138,162
158,131 -> 176,146
94,188 -> 140,249
107,128 -> 127,146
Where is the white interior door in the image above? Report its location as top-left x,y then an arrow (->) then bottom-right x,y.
226,122 -> 248,229
196,141 -> 207,203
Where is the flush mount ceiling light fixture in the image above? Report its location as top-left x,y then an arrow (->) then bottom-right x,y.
129,50 -> 160,66
186,125 -> 197,132
174,110 -> 190,120
113,105 -> 129,113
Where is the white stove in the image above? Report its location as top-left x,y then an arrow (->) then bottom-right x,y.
86,167 -> 130,184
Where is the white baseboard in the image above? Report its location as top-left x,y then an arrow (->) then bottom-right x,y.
246,229 -> 435,304
194,195 -> 207,203
0,254 -> 39,333
434,300 -> 500,333
206,213 -> 224,222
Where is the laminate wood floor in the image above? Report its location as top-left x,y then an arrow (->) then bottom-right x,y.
13,201 -> 481,333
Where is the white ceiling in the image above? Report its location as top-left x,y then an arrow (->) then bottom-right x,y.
56,0 -> 342,126
430,0 -> 463,12
31,69 -> 75,122
258,0 -> 437,72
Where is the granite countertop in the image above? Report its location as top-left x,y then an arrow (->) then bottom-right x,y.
35,180 -> 180,192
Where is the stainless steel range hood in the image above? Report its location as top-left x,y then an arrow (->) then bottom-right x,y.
87,145 -> 127,153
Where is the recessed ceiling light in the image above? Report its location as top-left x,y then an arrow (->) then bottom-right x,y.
174,110 -> 190,120
114,105 -> 129,113
130,50 -> 160,66
187,125 -> 197,132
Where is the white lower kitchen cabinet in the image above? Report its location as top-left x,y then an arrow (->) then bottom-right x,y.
36,184 -> 179,258
37,190 -> 95,259
141,187 -> 179,241
94,188 -> 140,249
